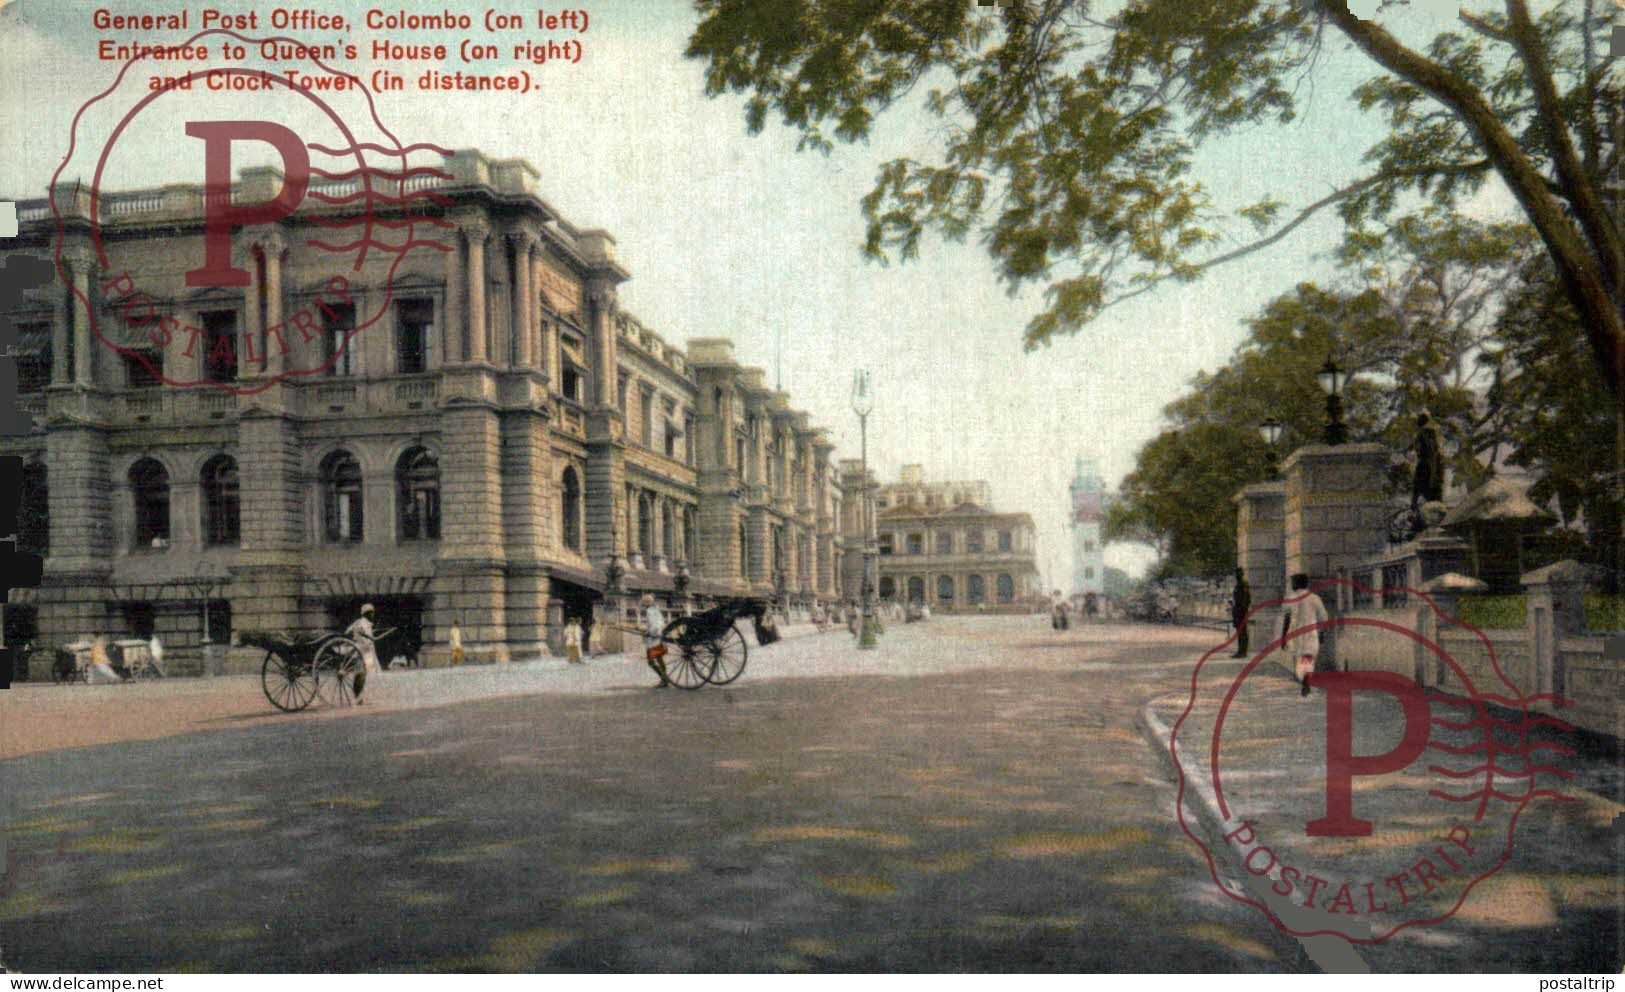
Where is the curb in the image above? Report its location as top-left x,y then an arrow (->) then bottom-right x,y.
1136,677 -> 1371,973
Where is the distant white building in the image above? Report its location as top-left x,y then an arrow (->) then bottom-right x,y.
1070,455 -> 1106,596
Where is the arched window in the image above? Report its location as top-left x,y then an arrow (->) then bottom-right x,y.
660,501 -> 674,560
19,461 -> 47,556
997,574 -> 1015,603
396,447 -> 440,540
906,576 -> 925,604
130,458 -> 170,548
878,576 -> 895,600
739,520 -> 749,577
320,451 -> 364,544
202,455 -> 240,546
937,575 -> 954,603
681,508 -> 695,563
967,574 -> 986,604
561,466 -> 581,551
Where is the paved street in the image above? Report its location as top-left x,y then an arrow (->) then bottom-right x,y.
0,617 -> 1617,973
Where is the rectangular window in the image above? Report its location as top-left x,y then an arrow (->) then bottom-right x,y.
124,349 -> 163,388
618,373 -> 629,415
323,302 -> 357,377
935,532 -> 953,555
907,533 -> 923,555
395,299 -> 431,374
998,530 -> 1013,552
878,534 -> 894,556
201,310 -> 237,382
665,422 -> 679,459
640,388 -> 655,448
966,530 -> 983,553
559,333 -> 585,402
15,321 -> 50,393
684,415 -> 695,466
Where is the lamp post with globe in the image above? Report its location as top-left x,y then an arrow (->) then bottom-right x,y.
851,370 -> 880,650
1259,416 -> 1284,478
1316,356 -> 1350,446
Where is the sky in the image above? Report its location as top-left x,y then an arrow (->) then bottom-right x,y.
0,0 -> 1525,590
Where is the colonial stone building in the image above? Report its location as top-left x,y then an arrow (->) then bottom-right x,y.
866,465 -> 1042,613
2,149 -> 846,673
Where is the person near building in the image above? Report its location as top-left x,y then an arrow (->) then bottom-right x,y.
1279,573 -> 1329,696
641,593 -> 670,688
86,635 -> 122,684
147,633 -> 165,676
449,618 -> 466,667
1229,567 -> 1252,658
345,603 -> 380,704
563,617 -> 584,664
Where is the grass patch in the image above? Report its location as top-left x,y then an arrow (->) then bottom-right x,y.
1584,593 -> 1625,632
1454,595 -> 1526,630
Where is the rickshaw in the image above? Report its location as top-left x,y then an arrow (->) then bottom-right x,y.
643,597 -> 772,690
245,626 -> 412,712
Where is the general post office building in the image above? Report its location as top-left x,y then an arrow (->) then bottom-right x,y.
3,149 -> 852,673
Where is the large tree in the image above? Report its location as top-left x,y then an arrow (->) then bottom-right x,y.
687,0 -> 1622,393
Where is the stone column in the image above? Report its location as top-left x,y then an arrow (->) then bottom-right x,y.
533,251 -> 553,383
242,241 -> 263,377
443,226 -> 465,363
262,232 -> 288,377
66,250 -> 95,387
51,269 -> 70,384
464,219 -> 490,364
510,232 -> 533,369
587,280 -> 617,408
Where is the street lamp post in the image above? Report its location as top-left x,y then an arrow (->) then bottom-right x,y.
851,370 -> 879,650
1316,356 -> 1349,446
1259,416 -> 1284,478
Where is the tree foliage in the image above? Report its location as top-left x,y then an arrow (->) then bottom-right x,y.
687,0 -> 1622,391
1484,256 -> 1623,574
1104,211 -> 1532,577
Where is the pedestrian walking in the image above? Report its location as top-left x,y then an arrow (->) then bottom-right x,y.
345,603 -> 380,704
563,617 -> 584,663
1279,573 -> 1328,696
641,593 -> 670,688
449,617 -> 466,667
1229,567 -> 1251,658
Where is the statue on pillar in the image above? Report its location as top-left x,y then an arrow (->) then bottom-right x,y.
1409,410 -> 1445,510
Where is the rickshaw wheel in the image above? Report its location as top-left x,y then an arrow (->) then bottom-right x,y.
261,650 -> 317,712
703,624 -> 749,686
313,636 -> 363,707
658,617 -> 710,690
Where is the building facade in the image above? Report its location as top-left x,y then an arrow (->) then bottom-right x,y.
866,465 -> 1041,613
2,150 -> 846,673
1070,454 -> 1106,596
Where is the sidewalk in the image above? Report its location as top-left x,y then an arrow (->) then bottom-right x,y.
1142,654 -> 1621,971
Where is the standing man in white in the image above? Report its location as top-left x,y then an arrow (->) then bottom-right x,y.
346,603 -> 381,704
1280,574 -> 1330,696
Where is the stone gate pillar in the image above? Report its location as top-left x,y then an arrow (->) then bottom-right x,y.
1282,443 -> 1391,588
1234,480 -> 1285,652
